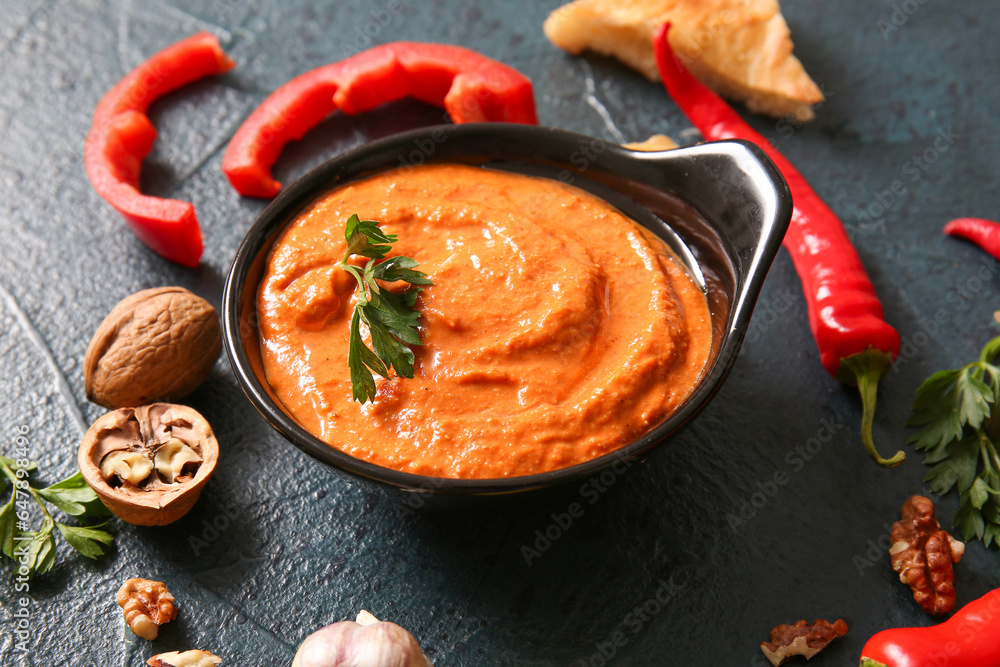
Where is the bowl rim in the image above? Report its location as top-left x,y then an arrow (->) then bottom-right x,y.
222,122 -> 791,495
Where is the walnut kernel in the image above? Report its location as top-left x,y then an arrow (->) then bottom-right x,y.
117,578 -> 177,641
890,495 -> 965,616
760,619 -> 848,667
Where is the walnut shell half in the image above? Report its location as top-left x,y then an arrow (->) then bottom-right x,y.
78,403 -> 219,526
84,287 -> 222,409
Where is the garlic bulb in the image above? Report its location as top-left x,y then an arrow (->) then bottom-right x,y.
292,611 -> 432,667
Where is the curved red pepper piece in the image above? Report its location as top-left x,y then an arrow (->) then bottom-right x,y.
222,42 -> 538,198
944,217 -> 1000,259
654,23 -> 903,467
860,587 -> 1000,667
84,32 -> 234,267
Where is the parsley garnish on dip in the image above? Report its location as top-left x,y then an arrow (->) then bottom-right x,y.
257,164 -> 712,479
338,214 -> 432,404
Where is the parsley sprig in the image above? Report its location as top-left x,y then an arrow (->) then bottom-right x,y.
339,214 -> 432,404
0,455 -> 113,577
908,335 -> 1000,546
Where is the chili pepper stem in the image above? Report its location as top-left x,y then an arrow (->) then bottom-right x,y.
838,348 -> 905,468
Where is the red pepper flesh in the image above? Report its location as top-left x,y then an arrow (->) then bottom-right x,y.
860,588 -> 1000,667
944,217 -> 1000,260
653,23 -> 903,467
222,41 -> 538,199
84,32 -> 234,267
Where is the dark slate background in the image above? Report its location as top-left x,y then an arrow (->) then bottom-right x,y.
2,0 -> 999,665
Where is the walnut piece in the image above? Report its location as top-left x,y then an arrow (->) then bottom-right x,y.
84,287 -> 222,409
117,578 -> 178,641
78,403 -> 219,526
760,619 -> 848,666
890,495 -> 965,616
148,650 -> 222,667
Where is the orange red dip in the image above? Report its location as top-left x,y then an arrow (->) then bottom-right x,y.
258,164 -> 711,478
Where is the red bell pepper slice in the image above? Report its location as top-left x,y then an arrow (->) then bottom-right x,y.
222,42 -> 538,199
654,23 -> 904,467
84,32 -> 234,267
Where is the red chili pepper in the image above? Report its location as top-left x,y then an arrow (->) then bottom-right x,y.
860,588 -> 1000,667
653,23 -> 904,467
222,41 -> 538,198
944,217 -> 1000,260
84,32 -> 234,267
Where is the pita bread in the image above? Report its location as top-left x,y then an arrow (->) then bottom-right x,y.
544,0 -> 824,119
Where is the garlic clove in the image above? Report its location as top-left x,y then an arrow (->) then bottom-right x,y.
154,438 -> 202,483
101,451 -> 153,486
356,610 -> 380,626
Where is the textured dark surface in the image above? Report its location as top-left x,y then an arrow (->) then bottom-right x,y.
1,1 -> 999,665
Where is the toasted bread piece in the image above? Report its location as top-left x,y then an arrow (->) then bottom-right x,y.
623,134 -> 679,151
544,0 -> 823,120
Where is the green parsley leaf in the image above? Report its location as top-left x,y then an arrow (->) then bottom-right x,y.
0,496 -> 16,558
340,214 -> 431,404
0,454 -> 37,474
349,309 -> 388,404
344,214 -> 397,259
909,334 -> 1000,547
30,531 -> 57,578
36,472 -> 106,518
0,457 -> 114,578
55,522 -> 113,560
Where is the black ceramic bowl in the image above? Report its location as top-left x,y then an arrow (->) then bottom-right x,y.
223,123 -> 791,500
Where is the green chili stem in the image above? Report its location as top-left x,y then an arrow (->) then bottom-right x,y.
840,348 -> 905,468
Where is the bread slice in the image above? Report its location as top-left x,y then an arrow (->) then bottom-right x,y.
544,0 -> 824,120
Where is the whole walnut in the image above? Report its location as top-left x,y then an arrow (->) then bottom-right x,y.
84,287 -> 221,408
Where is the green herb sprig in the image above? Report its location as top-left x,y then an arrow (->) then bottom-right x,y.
908,335 -> 1000,546
0,455 -> 113,577
339,214 -> 432,404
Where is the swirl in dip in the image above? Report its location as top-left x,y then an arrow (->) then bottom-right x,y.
258,164 -> 712,479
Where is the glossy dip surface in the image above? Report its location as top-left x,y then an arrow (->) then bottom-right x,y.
257,163 -> 712,478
